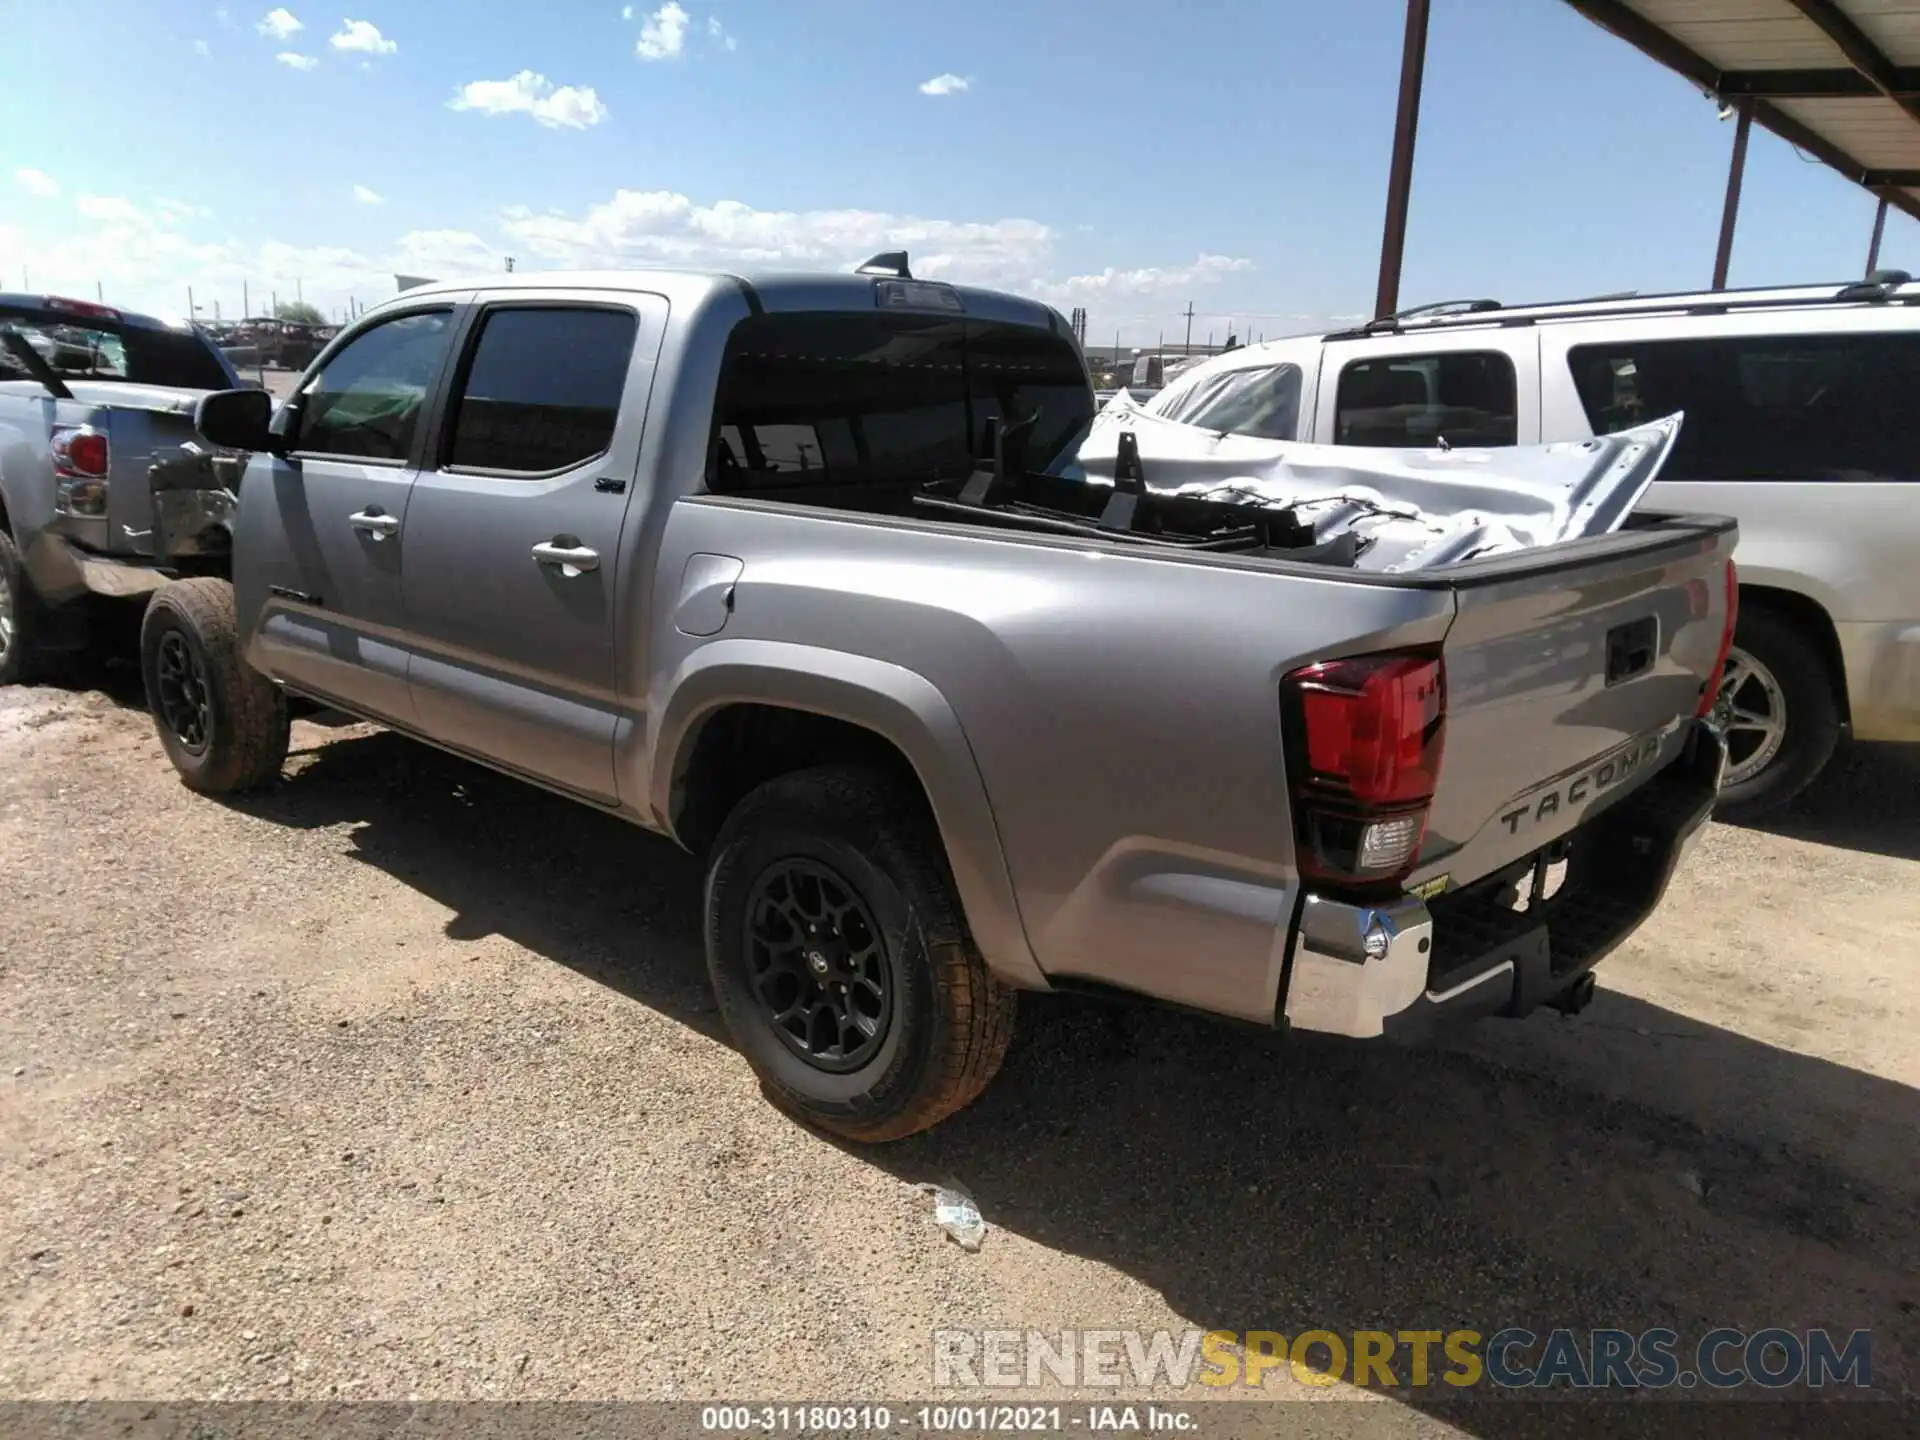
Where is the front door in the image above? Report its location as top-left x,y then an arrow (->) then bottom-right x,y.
234,306 -> 461,724
400,293 -> 666,802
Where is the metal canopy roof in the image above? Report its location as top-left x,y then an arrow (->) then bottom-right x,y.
1564,0 -> 1920,222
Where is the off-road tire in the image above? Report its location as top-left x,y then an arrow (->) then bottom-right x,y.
140,578 -> 290,795
1714,605 -> 1841,824
0,528 -> 40,686
703,765 -> 1017,1142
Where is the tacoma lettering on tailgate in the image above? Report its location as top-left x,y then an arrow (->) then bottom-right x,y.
1497,734 -> 1664,837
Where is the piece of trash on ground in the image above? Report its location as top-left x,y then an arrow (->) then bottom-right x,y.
917,1181 -> 986,1252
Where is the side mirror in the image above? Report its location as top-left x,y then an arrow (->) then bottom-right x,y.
195,388 -> 275,453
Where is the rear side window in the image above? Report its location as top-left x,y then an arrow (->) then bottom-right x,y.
295,310 -> 453,461
710,313 -> 1093,493
1160,363 -> 1302,440
446,307 -> 637,474
1334,351 -> 1517,447
1567,333 -> 1920,480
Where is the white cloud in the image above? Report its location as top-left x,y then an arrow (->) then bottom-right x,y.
621,4 -> 633,17
330,18 -> 396,55
353,184 -> 385,205
256,7 -> 302,39
194,38 -> 211,56
14,168 -> 59,198
276,51 -> 318,69
499,189 -> 1057,291
707,15 -> 737,51
450,72 -> 609,129
1033,253 -> 1256,304
919,73 -> 970,97
636,2 -> 689,59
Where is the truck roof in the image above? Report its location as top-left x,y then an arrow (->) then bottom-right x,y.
385,267 -> 1067,331
0,293 -> 198,333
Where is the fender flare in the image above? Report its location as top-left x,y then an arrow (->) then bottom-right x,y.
647,638 -> 1048,990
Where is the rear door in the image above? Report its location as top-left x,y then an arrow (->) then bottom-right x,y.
1312,331 -> 1538,446
1540,316 -> 1920,743
401,291 -> 667,802
235,305 -> 461,723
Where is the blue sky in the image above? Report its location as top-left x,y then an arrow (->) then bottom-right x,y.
1,1 -> 1910,341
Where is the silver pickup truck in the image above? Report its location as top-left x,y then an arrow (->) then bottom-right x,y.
143,264 -> 1735,1140
0,294 -> 245,683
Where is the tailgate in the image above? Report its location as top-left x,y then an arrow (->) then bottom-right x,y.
1407,515 -> 1736,893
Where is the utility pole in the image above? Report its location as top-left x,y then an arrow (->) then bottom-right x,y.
187,285 -> 196,320
244,280 -> 251,317
1182,301 -> 1196,354
271,289 -> 278,317
1374,0 -> 1432,318
296,276 -> 303,303
96,281 -> 104,302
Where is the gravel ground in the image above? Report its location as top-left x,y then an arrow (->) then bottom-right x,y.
1,661 -> 1915,1433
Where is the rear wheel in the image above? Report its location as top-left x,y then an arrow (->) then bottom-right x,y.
0,529 -> 40,686
141,578 -> 290,795
703,765 -> 1017,1142
1712,606 -> 1841,822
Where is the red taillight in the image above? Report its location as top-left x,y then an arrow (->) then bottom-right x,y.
1695,559 -> 1738,718
1283,652 -> 1446,887
52,427 -> 110,478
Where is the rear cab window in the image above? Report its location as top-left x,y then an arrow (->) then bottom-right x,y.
709,312 -> 1093,505
0,308 -> 232,390
1333,350 -> 1518,447
1566,332 -> 1920,480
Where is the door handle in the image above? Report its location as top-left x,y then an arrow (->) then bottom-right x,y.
532,540 -> 600,574
348,508 -> 400,540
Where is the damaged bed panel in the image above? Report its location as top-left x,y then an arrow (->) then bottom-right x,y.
1051,394 -> 1685,572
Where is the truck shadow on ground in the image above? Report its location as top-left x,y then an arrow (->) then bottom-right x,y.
1725,741 -> 1920,863
235,728 -> 1920,1434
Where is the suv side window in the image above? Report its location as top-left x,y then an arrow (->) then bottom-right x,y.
1567,333 -> 1920,480
444,306 -> 637,475
1334,351 -> 1517,447
1161,363 -> 1302,440
294,310 -> 453,462
709,313 -> 1093,497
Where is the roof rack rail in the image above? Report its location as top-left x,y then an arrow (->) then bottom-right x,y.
1363,298 -> 1500,331
1324,275 -> 1917,341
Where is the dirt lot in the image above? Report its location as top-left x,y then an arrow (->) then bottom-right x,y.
1,661 -> 1915,1432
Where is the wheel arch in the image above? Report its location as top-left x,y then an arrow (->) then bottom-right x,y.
648,639 -> 1046,990
1737,582 -> 1850,726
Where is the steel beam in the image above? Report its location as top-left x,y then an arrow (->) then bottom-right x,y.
1713,102 -> 1754,290
1374,0 -> 1432,320
1783,0 -> 1920,126
1718,67 -> 1920,99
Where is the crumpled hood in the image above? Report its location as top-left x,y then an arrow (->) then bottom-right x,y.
1055,394 -> 1686,571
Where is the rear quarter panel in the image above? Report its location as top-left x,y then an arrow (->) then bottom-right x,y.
649,497 -> 1455,1023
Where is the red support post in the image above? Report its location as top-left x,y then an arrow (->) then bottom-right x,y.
1374,0 -> 1433,320
1712,101 -> 1754,290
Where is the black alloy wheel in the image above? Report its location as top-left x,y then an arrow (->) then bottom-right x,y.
744,857 -> 893,1072
153,629 -> 213,755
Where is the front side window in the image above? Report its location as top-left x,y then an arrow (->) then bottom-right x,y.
710,313 -> 1093,493
1159,363 -> 1302,440
295,310 -> 453,461
1567,332 -> 1920,480
445,306 -> 638,474
1334,350 -> 1517,447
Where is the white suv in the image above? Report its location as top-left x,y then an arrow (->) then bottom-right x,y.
1144,276 -> 1920,819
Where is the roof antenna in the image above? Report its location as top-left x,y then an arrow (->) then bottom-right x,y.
856,251 -> 912,279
